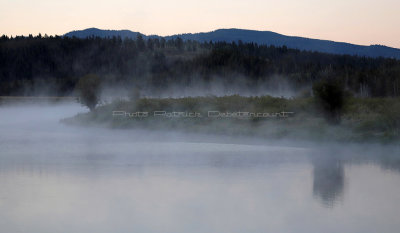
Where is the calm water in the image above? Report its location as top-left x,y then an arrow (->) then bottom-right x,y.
1,103 -> 400,233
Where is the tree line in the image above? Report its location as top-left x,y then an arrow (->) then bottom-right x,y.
0,34 -> 399,97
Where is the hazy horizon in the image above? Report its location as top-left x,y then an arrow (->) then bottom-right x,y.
1,0 -> 399,48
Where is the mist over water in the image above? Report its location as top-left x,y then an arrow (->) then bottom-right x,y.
99,75 -> 299,100
1,103 -> 400,233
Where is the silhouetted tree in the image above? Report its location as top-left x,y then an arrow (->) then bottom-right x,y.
76,74 -> 101,111
175,37 -> 184,51
313,79 -> 345,124
136,34 -> 145,51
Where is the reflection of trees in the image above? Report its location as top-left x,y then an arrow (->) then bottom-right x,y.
312,157 -> 345,207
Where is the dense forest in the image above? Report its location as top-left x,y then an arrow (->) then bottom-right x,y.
1,34 -> 399,97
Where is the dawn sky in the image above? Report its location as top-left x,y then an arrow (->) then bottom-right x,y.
0,0 -> 399,48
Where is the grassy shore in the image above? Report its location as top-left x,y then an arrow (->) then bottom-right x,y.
63,95 -> 400,143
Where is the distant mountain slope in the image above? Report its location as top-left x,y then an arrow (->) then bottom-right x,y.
64,28 -> 144,39
65,28 -> 400,59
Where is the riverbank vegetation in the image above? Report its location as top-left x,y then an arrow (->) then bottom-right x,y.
63,95 -> 400,143
1,35 -> 399,143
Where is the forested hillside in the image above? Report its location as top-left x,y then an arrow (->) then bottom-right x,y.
1,34 -> 399,97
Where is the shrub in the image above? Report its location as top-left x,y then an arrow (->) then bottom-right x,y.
76,74 -> 101,111
312,79 -> 345,124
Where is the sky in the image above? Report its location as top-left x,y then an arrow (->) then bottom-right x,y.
0,0 -> 399,48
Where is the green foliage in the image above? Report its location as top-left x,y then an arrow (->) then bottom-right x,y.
380,102 -> 400,137
76,74 -> 101,111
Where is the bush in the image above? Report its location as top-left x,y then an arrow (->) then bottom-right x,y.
76,74 -> 101,111
312,79 -> 345,124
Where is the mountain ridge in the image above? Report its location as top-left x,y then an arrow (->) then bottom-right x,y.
64,28 -> 400,59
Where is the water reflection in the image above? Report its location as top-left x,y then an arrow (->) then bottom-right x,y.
312,157 -> 345,207
1,104 -> 400,233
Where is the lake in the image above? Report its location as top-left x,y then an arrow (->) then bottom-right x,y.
1,103 -> 400,233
